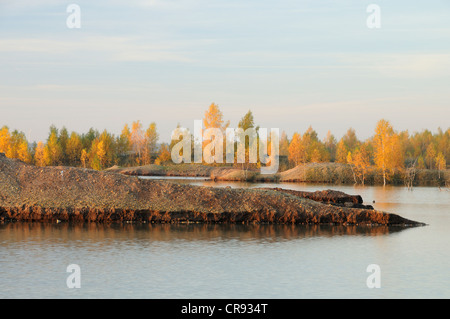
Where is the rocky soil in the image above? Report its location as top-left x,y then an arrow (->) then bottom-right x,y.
0,153 -> 424,226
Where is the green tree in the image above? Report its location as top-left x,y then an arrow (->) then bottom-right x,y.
236,110 -> 259,169
238,110 -> 255,131
66,132 -> 83,165
59,127 -> 69,164
143,122 -> 159,165
279,131 -> 290,157
342,128 -> 359,152
81,128 -> 99,150
324,130 -> 337,162
46,129 -> 63,166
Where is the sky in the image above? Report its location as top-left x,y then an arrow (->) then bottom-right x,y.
0,0 -> 449,143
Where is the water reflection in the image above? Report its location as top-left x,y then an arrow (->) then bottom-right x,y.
0,181 -> 447,299
0,222 -> 410,246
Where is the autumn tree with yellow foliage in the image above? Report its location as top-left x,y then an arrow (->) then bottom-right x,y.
203,103 -> 229,132
435,152 -> 446,179
142,122 -> 159,165
155,144 -> 171,165
373,119 -> 404,186
0,126 -> 32,163
202,103 -> 230,164
34,142 -> 47,167
0,126 -> 10,154
0,107 -> 447,186
45,128 -> 63,166
335,128 -> 360,164
347,143 -> 371,185
288,132 -> 306,166
66,132 -> 83,165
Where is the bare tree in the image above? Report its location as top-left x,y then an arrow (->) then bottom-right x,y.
404,159 -> 417,190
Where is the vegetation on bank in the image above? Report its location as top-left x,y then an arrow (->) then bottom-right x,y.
108,161 -> 449,187
0,103 -> 448,186
278,162 -> 449,187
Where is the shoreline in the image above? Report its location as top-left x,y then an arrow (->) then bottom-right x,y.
0,205 -> 425,227
106,162 -> 450,187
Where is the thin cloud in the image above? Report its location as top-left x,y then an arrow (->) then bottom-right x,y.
336,53 -> 450,78
0,36 -> 194,63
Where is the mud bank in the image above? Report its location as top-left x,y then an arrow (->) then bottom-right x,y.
0,154 -> 424,226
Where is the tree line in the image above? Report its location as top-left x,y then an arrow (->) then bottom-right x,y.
284,119 -> 448,185
0,104 -> 448,184
0,121 -> 166,170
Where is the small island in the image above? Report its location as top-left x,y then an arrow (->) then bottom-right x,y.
0,153 -> 424,226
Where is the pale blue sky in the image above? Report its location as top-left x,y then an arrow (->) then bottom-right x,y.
1,0 -> 449,143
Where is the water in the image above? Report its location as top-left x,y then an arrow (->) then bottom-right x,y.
1,180 -> 449,299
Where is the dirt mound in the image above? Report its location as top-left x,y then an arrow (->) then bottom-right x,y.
0,153 -> 423,226
265,188 -> 373,209
278,162 -> 354,183
107,163 -> 234,177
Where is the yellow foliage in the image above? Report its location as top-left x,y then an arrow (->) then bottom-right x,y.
0,126 -> 10,154
373,119 -> 404,185
34,142 -> 47,167
288,133 -> 306,166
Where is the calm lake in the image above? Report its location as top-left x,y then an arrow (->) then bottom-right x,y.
1,179 -> 449,299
